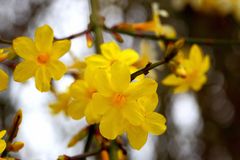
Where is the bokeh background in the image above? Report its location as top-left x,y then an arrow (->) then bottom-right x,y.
0,0 -> 239,159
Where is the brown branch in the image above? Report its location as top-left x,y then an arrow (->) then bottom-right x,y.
59,150 -> 100,160
0,39 -> 12,45
104,26 -> 240,46
55,30 -> 90,40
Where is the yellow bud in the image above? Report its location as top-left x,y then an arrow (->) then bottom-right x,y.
101,150 -> 109,160
57,155 -> 69,160
86,32 -> 93,48
117,149 -> 126,160
9,141 -> 24,152
67,127 -> 88,148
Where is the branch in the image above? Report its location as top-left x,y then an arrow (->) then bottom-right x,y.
59,150 -> 100,160
0,39 -> 12,45
55,30 -> 90,40
104,26 -> 240,46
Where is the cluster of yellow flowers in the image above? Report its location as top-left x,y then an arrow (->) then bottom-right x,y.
172,0 -> 240,20
0,3 -> 211,151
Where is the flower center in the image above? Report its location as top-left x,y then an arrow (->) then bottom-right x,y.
112,93 -> 126,106
86,88 -> 97,99
37,53 -> 49,64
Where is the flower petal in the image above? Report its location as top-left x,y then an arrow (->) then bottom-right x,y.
0,69 -> 8,91
101,42 -> 120,60
47,60 -> 66,80
13,61 -> 37,82
91,93 -> 111,116
52,40 -> 71,59
99,108 -> 124,139
138,93 -> 158,112
35,67 -> 51,92
143,112 -> 166,135
0,140 -> 6,153
34,25 -> 54,52
127,78 -> 157,99
201,55 -> 210,73
67,100 -> 87,120
126,125 -> 148,150
85,101 -> 102,124
122,101 -> 144,126
85,55 -> 109,68
119,49 -> 139,65
189,44 -> 202,66
95,69 -> 113,96
0,130 -> 6,139
173,84 -> 189,94
111,62 -> 130,92
162,74 -> 184,86
70,80 -> 88,99
13,37 -> 38,60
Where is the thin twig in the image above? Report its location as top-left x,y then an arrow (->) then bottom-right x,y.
55,30 -> 90,40
0,39 -> 12,45
61,150 -> 100,160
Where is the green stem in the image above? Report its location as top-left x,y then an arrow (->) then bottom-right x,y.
90,0 -> 104,54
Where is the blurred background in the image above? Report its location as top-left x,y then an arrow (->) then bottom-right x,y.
0,0 -> 239,159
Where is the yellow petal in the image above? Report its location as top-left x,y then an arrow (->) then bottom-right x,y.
189,44 -> 203,66
162,25 -> 176,38
47,60 -> 66,80
201,55 -> 210,73
95,69 -> 113,96
122,101 -> 144,126
13,37 -> 38,60
70,80 -> 88,99
34,25 -> 54,52
0,130 -> 6,139
138,93 -> 158,112
99,108 -> 124,139
191,76 -> 207,91
162,74 -> 184,86
0,69 -> 8,91
111,62 -> 130,92
173,84 -> 189,94
127,78 -> 157,99
67,100 -> 87,120
85,101 -> 101,124
85,55 -> 109,68
0,140 -> 6,153
52,40 -> 71,59
119,49 -> 139,65
101,42 -> 120,60
144,112 -> 166,135
13,61 -> 37,82
126,125 -> 148,150
35,67 -> 51,92
91,93 -> 111,117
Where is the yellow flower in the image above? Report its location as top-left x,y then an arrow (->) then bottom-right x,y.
0,130 -> 6,153
67,67 -> 98,122
13,25 -> 71,92
126,94 -> 166,149
162,44 -> 210,93
89,62 -> 158,140
49,91 -> 71,115
0,69 -> 8,91
85,41 -> 139,69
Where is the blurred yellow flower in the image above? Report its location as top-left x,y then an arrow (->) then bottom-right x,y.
85,41 -> 139,69
162,44 -> 210,93
90,62 -> 158,140
126,94 -> 166,149
0,69 -> 8,91
131,3 -> 176,38
0,130 -> 6,154
13,25 -> 71,92
49,91 -> 71,115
